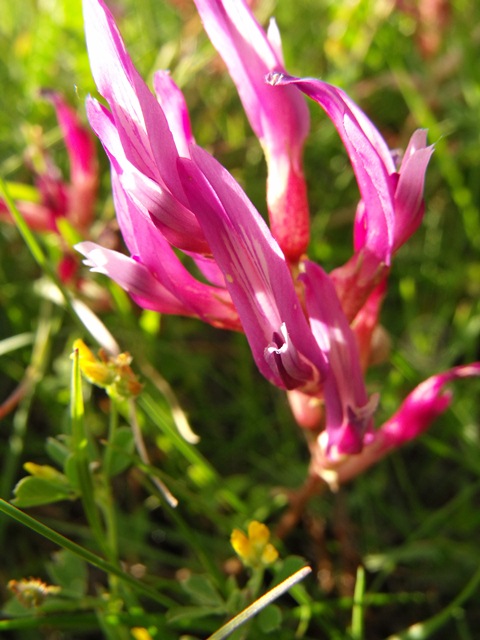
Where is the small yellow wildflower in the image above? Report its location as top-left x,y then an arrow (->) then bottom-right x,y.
131,628 -> 155,640
8,577 -> 60,608
74,339 -> 115,387
73,339 -> 142,400
231,520 -> 279,568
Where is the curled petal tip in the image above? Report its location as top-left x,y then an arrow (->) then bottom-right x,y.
265,71 -> 286,86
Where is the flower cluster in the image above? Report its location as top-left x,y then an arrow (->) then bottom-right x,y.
231,521 -> 279,569
77,0 -> 480,486
1,92 -> 97,234
0,91 -> 98,282
74,339 -> 142,400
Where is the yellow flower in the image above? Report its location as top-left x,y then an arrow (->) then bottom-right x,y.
73,339 -> 142,400
131,628 -> 155,640
231,520 -> 279,568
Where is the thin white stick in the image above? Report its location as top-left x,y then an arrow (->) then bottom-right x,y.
207,566 -> 312,640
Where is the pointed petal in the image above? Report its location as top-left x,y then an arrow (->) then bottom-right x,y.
178,146 -> 327,390
193,0 -> 307,145
381,364 -> 480,447
193,0 -> 310,260
393,130 -> 434,250
86,96 -> 209,254
302,260 -> 376,455
109,172 -> 241,330
75,241 -> 188,314
83,0 -> 185,201
76,238 -> 240,330
267,72 -> 396,266
153,71 -> 195,158
314,363 -> 480,486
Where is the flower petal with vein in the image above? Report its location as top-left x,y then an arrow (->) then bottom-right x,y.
78,0 -> 480,481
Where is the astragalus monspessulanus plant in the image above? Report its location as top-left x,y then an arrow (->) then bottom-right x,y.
77,0 -> 480,499
3,0 -> 480,637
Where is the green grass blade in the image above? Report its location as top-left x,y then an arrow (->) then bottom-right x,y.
0,499 -> 174,608
351,565 -> 366,640
70,345 -> 105,548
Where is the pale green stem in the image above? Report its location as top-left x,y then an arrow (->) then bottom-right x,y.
351,565 -> 366,640
71,347 -> 105,553
100,402 -> 120,596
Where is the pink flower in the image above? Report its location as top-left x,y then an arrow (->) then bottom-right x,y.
77,0 -> 479,473
177,145 -> 329,391
267,73 -> 434,321
311,364 -> 480,487
0,92 -> 98,234
77,0 -> 330,391
193,0 -> 311,263
82,0 -> 209,255
43,91 -> 99,230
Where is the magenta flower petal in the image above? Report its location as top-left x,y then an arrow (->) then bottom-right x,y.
83,0 -> 188,203
153,71 -> 195,158
312,363 -> 480,486
193,0 -> 311,261
267,73 -> 433,321
393,129 -> 434,250
42,91 -> 97,183
86,96 -> 209,254
75,241 -> 188,314
302,260 -> 377,455
267,74 -> 433,260
267,72 -> 396,266
264,323 -> 324,391
178,146 -> 328,390
76,236 -> 240,331
381,364 -> 480,447
110,171 -> 240,330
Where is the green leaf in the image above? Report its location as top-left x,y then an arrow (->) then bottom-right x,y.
12,476 -> 76,508
23,462 -> 70,484
103,426 -> 135,477
46,437 -> 72,469
167,605 -> 227,625
181,574 -> 226,608
47,550 -> 88,598
257,605 -> 282,633
64,453 -> 81,490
